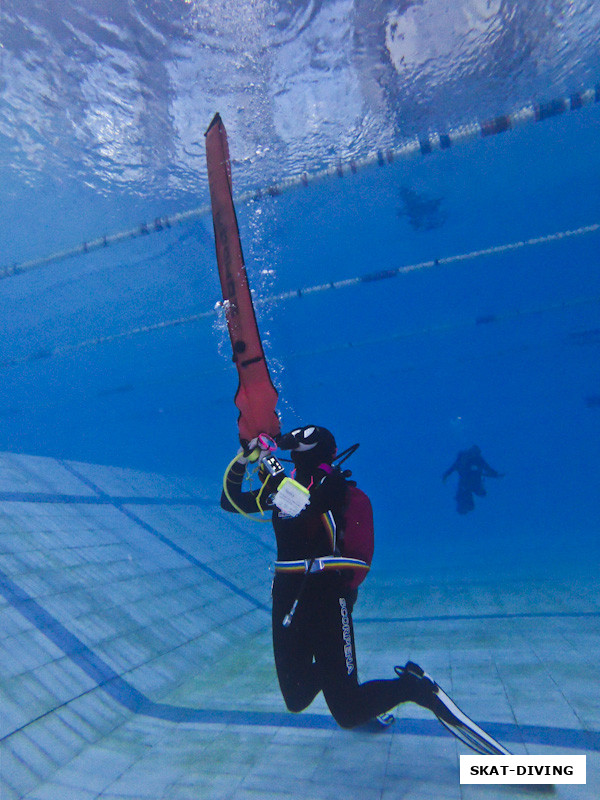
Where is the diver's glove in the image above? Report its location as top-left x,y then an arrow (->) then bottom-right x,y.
236,434 -> 275,465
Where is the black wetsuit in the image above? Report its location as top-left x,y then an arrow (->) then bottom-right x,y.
221,459 -> 417,728
443,448 -> 502,514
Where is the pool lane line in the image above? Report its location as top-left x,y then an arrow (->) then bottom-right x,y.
358,610 -> 600,624
0,490 -> 214,506
1,566 -> 599,752
2,475 -> 595,626
58,459 -> 271,613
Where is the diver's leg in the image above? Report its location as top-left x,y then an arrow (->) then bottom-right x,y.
272,576 -> 321,712
305,579 -> 511,750
314,579 -> 417,728
472,478 -> 486,497
456,487 -> 475,514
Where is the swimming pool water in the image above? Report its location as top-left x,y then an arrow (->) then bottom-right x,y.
1,4 -> 600,797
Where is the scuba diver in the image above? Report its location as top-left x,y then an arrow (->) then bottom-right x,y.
220,425 -> 510,753
443,445 -> 504,514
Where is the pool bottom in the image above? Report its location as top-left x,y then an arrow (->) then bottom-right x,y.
0,451 -> 597,799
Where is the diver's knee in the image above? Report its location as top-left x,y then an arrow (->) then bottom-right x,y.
283,694 -> 310,714
331,711 -> 357,729
326,702 -> 359,729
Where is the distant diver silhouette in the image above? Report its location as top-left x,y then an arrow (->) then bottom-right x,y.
443,445 -> 504,514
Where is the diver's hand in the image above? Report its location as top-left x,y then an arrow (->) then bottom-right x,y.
237,435 -> 273,465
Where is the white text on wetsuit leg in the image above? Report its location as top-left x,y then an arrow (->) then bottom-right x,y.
339,597 -> 355,675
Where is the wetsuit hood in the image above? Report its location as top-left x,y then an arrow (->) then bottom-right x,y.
278,425 -> 337,468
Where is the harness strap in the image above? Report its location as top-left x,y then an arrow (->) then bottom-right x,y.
274,556 -> 370,574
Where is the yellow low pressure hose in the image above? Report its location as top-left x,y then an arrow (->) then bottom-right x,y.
222,452 -> 271,522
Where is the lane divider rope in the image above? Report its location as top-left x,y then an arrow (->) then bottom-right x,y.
2,221 -> 599,366
2,84 -> 599,280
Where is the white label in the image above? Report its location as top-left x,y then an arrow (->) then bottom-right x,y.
273,478 -> 310,517
460,755 -> 586,784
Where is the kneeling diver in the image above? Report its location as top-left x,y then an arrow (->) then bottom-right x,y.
221,425 -> 509,754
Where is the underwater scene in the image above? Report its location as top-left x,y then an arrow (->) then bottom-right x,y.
1,2 -> 599,798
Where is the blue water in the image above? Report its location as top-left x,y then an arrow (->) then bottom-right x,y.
1,2 -> 600,584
